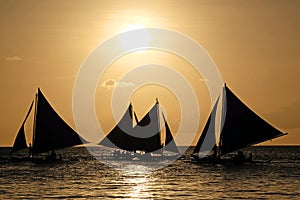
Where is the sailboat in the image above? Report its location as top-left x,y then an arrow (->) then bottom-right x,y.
98,98 -> 179,160
10,88 -> 88,162
192,84 -> 287,164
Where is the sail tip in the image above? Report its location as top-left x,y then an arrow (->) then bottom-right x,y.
156,97 -> 159,104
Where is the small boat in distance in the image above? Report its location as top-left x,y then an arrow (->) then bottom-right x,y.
10,88 -> 88,162
192,84 -> 288,164
98,98 -> 179,161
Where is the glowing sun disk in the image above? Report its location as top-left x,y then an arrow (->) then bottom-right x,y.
120,24 -> 151,51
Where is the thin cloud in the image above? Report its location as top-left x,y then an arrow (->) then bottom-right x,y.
101,79 -> 135,90
5,56 -> 21,61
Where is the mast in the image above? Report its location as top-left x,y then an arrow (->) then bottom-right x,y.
217,86 -> 226,156
32,90 -> 38,148
156,98 -> 163,155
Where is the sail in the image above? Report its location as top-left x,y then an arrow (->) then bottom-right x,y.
193,97 -> 219,156
11,101 -> 34,154
219,85 -> 287,155
162,113 -> 179,153
132,101 -> 161,152
11,124 -> 27,154
32,88 -> 88,154
99,101 -> 162,153
98,103 -> 135,150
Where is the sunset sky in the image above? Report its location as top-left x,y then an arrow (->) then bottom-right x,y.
0,0 -> 299,146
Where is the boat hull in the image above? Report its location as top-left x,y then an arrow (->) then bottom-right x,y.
9,155 -> 62,164
192,155 -> 253,164
109,152 -> 179,162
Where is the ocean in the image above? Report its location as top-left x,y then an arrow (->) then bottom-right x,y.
0,146 -> 299,199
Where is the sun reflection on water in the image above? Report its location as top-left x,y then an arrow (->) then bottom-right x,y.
122,164 -> 154,199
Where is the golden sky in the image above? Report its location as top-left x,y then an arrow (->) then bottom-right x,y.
0,0 -> 299,146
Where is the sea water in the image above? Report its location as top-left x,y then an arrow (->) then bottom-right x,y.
0,146 -> 299,199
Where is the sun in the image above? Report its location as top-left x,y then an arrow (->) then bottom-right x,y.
122,24 -> 146,32
119,24 -> 151,51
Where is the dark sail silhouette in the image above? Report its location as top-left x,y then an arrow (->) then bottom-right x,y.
99,99 -> 179,154
131,100 -> 162,152
219,85 -> 287,156
11,124 -> 27,154
193,84 -> 287,161
193,97 -> 219,156
10,101 -> 34,154
98,103 -> 137,150
10,88 -> 88,158
163,113 -> 179,154
32,88 -> 88,154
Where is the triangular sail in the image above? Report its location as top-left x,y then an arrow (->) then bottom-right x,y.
162,113 -> 179,153
11,124 -> 27,154
193,97 -> 219,156
32,88 -> 88,154
132,101 -> 162,152
99,101 -> 162,153
99,100 -> 179,153
98,103 -> 135,150
11,101 -> 34,154
219,85 -> 287,155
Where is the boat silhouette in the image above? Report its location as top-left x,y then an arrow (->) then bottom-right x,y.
10,88 -> 88,162
192,84 -> 287,164
98,98 -> 179,161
